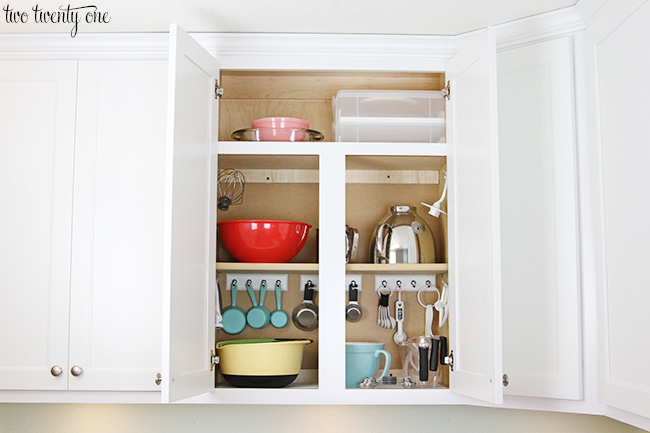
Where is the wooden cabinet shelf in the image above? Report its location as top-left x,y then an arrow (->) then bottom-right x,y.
215,262 -> 448,275
216,262 -> 318,273
346,263 -> 448,274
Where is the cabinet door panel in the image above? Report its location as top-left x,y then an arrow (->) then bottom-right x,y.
587,0 -> 650,419
0,61 -> 76,390
446,28 -> 503,404
498,37 -> 581,400
163,24 -> 219,402
69,60 -> 167,391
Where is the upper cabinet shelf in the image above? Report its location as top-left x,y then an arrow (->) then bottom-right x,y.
347,263 -> 448,274
218,70 -> 446,144
217,141 -> 448,157
216,262 -> 448,275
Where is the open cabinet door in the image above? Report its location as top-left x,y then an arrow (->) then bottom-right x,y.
585,0 -> 650,421
162,24 -> 219,402
445,27 -> 503,404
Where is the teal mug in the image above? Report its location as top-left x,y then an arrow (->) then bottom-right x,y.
346,342 -> 391,388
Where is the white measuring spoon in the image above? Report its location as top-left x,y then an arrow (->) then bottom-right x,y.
417,281 -> 440,338
393,287 -> 407,344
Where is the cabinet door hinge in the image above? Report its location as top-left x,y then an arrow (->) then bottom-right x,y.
442,80 -> 450,100
210,350 -> 219,371
443,350 -> 454,371
215,79 -> 224,100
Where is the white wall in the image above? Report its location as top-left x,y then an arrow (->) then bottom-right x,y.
0,404 -> 646,433
0,0 -> 576,35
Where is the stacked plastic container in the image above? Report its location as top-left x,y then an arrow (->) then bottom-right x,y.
332,90 -> 446,143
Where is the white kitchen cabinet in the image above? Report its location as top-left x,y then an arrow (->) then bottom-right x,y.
446,29 -> 503,404
4,3 -> 649,428
0,61 -> 77,391
497,37 -> 582,400
0,59 -> 167,394
161,25 -> 219,403
160,25 -> 504,405
69,60 -> 167,391
583,0 -> 650,423
0,24 -> 557,408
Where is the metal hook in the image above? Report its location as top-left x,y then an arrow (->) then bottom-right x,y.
395,280 -> 403,301
417,282 -> 440,308
377,280 -> 393,297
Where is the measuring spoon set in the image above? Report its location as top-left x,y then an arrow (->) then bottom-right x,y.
372,279 -> 449,340
222,279 -> 289,334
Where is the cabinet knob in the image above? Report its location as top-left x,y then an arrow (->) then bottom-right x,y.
50,365 -> 63,377
70,365 -> 83,377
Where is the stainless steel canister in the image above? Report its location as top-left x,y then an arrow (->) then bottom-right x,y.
370,206 -> 435,264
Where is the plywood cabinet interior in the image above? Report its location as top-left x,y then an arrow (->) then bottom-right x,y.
208,29 -> 505,403
216,69 -> 447,266
215,70 -> 450,390
219,70 -> 445,142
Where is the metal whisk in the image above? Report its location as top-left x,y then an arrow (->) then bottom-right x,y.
217,169 -> 245,211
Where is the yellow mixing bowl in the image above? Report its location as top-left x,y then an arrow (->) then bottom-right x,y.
216,339 -> 312,387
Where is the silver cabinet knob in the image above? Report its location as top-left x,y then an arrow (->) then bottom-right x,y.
70,365 -> 83,377
50,365 -> 63,377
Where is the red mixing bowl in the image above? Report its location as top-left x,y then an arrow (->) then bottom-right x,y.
218,220 -> 312,263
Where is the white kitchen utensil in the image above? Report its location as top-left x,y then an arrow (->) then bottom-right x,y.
417,280 -> 440,338
435,280 -> 449,327
215,275 -> 224,329
393,282 -> 407,344
377,283 -> 395,330
421,170 -> 447,218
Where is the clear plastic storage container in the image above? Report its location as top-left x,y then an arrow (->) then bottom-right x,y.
332,90 -> 446,143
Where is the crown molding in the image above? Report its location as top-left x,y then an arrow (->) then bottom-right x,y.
574,0 -> 615,27
1,5 -> 593,66
0,33 -> 170,60
494,6 -> 586,51
0,32 -> 457,71
194,33 -> 456,71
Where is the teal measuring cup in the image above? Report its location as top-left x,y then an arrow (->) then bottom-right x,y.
221,280 -> 246,335
246,279 -> 271,329
270,280 -> 289,328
